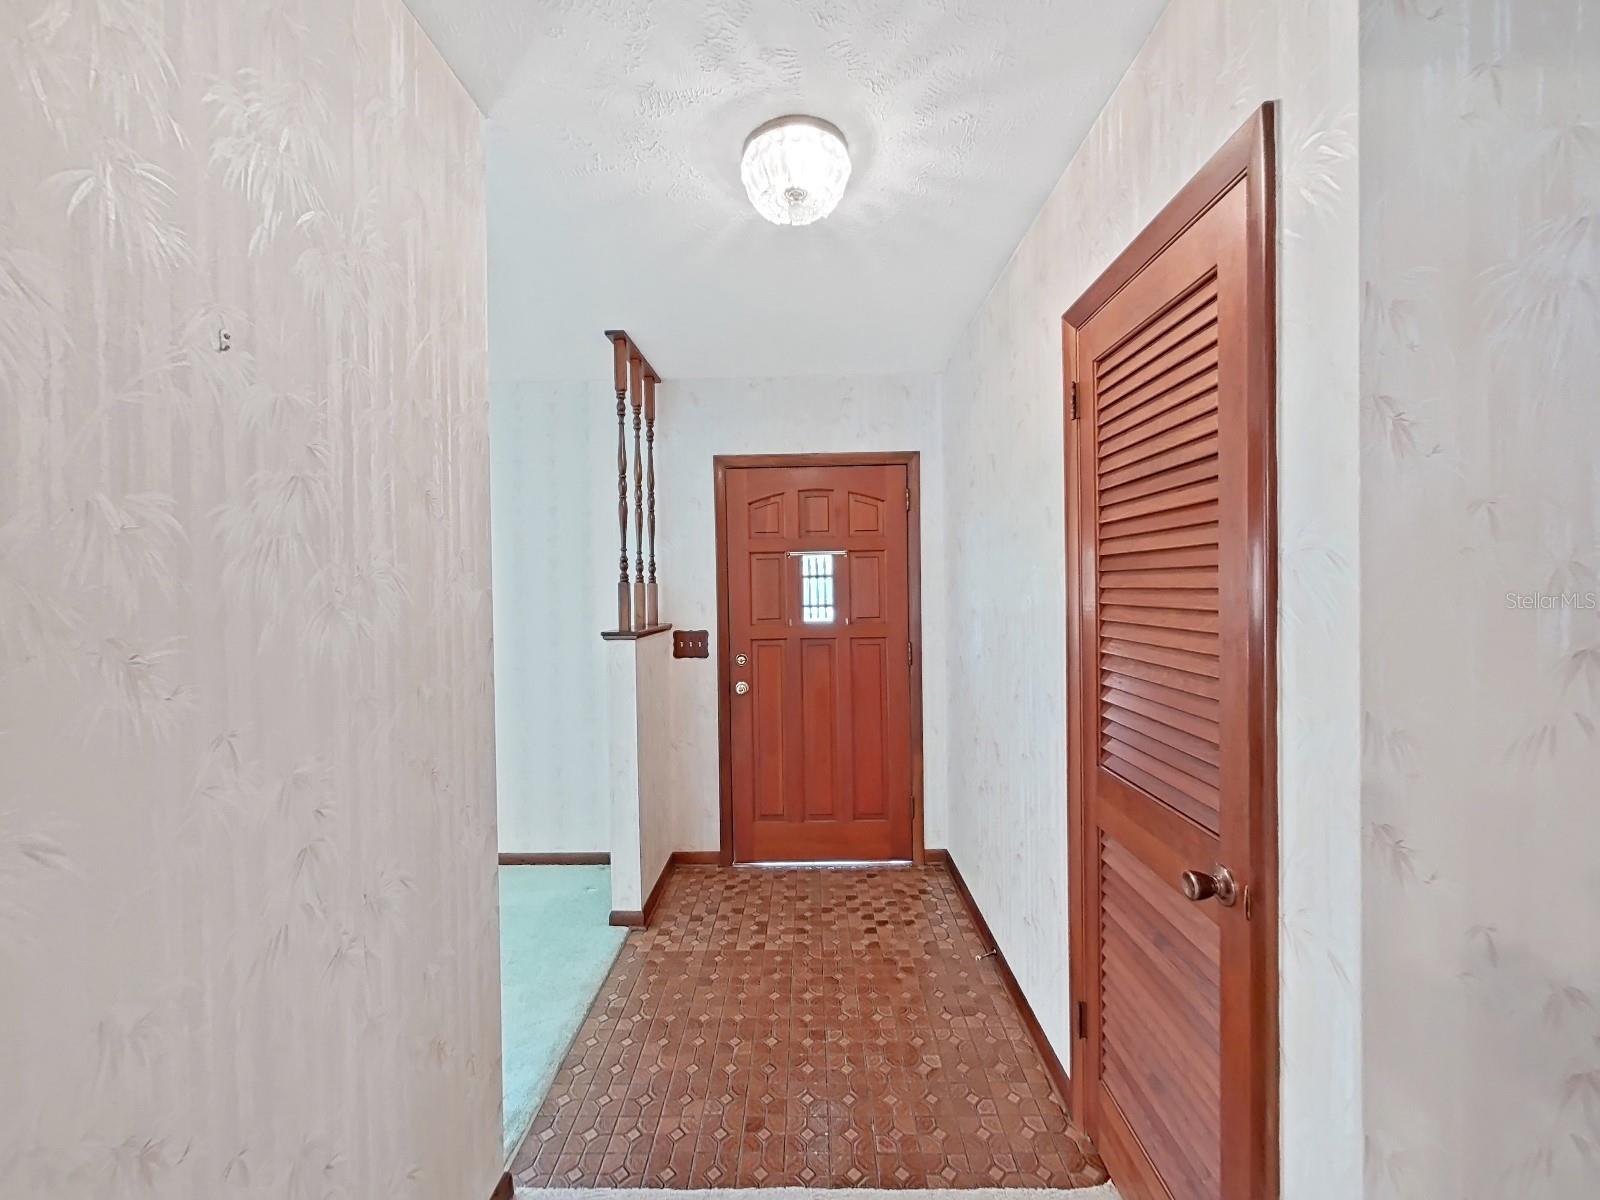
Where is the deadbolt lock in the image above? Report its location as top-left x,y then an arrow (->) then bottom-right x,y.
735,653 -> 748,666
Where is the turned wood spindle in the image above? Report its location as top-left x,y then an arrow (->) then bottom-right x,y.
644,371 -> 659,628
611,333 -> 631,632
629,352 -> 646,630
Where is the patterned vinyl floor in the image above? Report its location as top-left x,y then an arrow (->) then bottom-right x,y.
510,864 -> 1108,1190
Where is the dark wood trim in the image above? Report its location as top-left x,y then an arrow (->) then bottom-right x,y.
713,451 -> 926,869
713,461 -> 735,868
603,329 -> 658,383
1063,109 -> 1267,330
930,849 -> 1074,1117
640,851 -> 673,926
672,849 -> 722,866
600,623 -> 672,642
905,454 -> 925,866
1062,102 -> 1279,1199
499,851 -> 609,866
609,867 -> 666,929
1247,100 -> 1281,1200
1061,309 -> 1090,1125
608,850 -> 719,927
490,1170 -> 513,1200
712,451 -> 924,469
716,454 -> 732,870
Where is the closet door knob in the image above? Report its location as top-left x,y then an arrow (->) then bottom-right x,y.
1180,865 -> 1239,907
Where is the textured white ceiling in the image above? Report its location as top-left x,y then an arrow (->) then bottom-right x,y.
404,0 -> 1168,380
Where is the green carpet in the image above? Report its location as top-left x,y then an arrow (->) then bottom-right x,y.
500,865 -> 627,1160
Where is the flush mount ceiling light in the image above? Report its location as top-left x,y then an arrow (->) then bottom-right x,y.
740,115 -> 851,227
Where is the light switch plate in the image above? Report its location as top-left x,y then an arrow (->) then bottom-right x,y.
673,630 -> 709,659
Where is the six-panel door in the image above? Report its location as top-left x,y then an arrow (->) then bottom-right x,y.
724,463 -> 914,863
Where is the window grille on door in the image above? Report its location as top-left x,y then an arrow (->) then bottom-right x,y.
800,553 -> 837,623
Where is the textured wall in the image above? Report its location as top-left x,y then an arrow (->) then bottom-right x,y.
650,374 -> 949,856
491,373 -> 947,858
1361,3 -> 1600,1196
0,1 -> 499,1197
633,632 -> 678,905
492,382 -> 612,853
600,632 -> 680,913
603,641 -> 645,910
937,0 -> 1361,1194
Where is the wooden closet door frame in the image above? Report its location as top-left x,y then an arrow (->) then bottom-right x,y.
1062,104 -> 1278,1196
712,451 -> 926,868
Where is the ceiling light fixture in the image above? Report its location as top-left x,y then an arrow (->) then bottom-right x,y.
740,115 -> 851,227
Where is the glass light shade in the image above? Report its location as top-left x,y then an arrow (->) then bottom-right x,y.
740,115 -> 851,226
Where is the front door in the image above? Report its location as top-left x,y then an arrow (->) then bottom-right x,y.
1065,107 -> 1277,1199
720,460 -> 915,863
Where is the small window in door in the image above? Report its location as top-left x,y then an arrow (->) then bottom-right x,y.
800,553 -> 836,623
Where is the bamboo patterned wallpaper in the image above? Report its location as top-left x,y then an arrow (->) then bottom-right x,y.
0,2 -> 498,1198
1362,2 -> 1600,1196
939,0 -> 1362,1192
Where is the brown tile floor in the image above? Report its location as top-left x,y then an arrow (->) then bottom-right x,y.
510,864 -> 1108,1190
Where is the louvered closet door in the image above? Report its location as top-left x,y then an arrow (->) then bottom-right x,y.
1067,112 -> 1276,1200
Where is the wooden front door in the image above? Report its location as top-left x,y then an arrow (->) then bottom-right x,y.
1064,107 -> 1277,1200
719,459 -> 916,863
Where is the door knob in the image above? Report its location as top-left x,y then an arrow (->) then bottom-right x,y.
734,681 -> 750,695
1180,864 -> 1239,906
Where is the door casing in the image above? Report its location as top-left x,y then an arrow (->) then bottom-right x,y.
1062,103 -> 1279,1198
713,451 -> 926,867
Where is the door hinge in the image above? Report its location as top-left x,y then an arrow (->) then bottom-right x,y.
1069,380 -> 1080,421
1075,999 -> 1088,1040
906,640 -> 914,668
905,486 -> 912,511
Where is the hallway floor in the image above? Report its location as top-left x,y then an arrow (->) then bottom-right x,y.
510,864 -> 1108,1190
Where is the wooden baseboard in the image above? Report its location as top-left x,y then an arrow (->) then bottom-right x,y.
672,850 -> 721,866
499,851 -> 609,866
490,1169 -> 513,1200
641,857 -> 672,925
607,850 -> 720,927
929,847 -> 1075,1116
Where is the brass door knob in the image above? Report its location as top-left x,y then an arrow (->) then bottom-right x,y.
1180,865 -> 1239,906
734,681 -> 750,695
